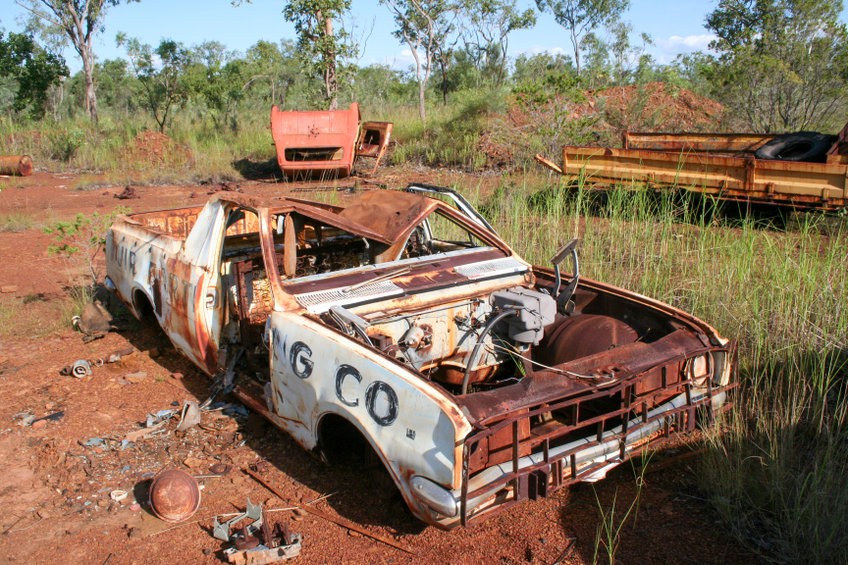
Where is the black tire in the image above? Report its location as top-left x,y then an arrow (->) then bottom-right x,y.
754,131 -> 836,163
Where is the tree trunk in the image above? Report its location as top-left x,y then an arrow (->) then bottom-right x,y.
439,55 -> 448,105
570,28 -> 581,76
418,79 -> 426,120
83,60 -> 98,122
78,27 -> 99,122
323,15 -> 338,111
408,46 -> 426,121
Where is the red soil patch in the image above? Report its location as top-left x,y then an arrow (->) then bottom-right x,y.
583,82 -> 725,133
124,130 -> 194,167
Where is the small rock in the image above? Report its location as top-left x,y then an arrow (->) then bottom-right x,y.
125,372 -> 147,384
130,503 -> 141,512
0,285 -> 18,293
148,348 -> 160,359
183,456 -> 203,469
97,499 -> 109,508
348,529 -> 361,538
202,549 -> 213,556
31,419 -> 47,430
170,372 -> 184,380
292,508 -> 306,517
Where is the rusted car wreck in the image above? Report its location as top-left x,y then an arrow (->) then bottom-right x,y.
105,185 -> 734,528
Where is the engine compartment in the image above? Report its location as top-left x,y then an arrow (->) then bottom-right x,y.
319,282 -> 677,396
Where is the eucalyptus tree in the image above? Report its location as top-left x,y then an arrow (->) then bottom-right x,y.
534,0 -> 628,76
16,0 -> 138,122
705,0 -> 848,132
381,0 -> 459,120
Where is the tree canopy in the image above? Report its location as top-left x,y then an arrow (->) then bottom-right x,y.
0,30 -> 67,118
704,0 -> 848,132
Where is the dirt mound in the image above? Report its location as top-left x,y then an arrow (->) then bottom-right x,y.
479,82 -> 725,168
583,82 -> 724,133
124,130 -> 194,168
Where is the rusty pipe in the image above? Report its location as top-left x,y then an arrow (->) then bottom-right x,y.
461,308 -> 518,395
0,155 -> 33,176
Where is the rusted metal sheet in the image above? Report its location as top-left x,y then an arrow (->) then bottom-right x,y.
561,145 -> 848,209
337,190 -> 437,242
0,155 -> 33,176
623,131 -> 773,153
106,185 -> 736,530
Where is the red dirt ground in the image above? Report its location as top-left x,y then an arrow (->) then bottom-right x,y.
0,170 -> 754,564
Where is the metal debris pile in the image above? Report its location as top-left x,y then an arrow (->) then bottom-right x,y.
214,499 -> 302,564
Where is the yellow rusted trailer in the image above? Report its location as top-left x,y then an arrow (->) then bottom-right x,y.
543,122 -> 848,211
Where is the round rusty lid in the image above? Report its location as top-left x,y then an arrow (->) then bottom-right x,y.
148,468 -> 201,523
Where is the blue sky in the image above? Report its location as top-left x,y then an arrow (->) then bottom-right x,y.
2,1 -> 847,72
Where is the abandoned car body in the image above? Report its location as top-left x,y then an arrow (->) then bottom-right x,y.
105,186 -> 734,528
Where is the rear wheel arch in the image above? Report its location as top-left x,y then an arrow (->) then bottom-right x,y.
131,287 -> 157,322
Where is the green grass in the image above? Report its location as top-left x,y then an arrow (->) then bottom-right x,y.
0,111 -> 277,183
389,89 -> 507,170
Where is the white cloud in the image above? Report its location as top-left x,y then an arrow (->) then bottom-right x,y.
657,34 -> 715,52
527,45 -> 568,57
366,48 -> 417,71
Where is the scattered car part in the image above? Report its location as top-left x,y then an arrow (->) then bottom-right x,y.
354,121 -> 393,175
146,409 -> 175,428
176,400 -> 202,432
107,347 -> 136,363
213,499 -> 263,542
148,468 -> 201,523
72,301 -> 113,341
0,155 -> 33,176
245,467 -> 412,554
71,360 -> 92,378
224,534 -> 302,565
215,499 -> 302,565
209,463 -> 232,475
123,420 -> 167,443
110,490 -> 128,502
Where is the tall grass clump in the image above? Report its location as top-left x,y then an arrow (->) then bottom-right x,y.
390,89 -> 507,170
475,176 -> 848,561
